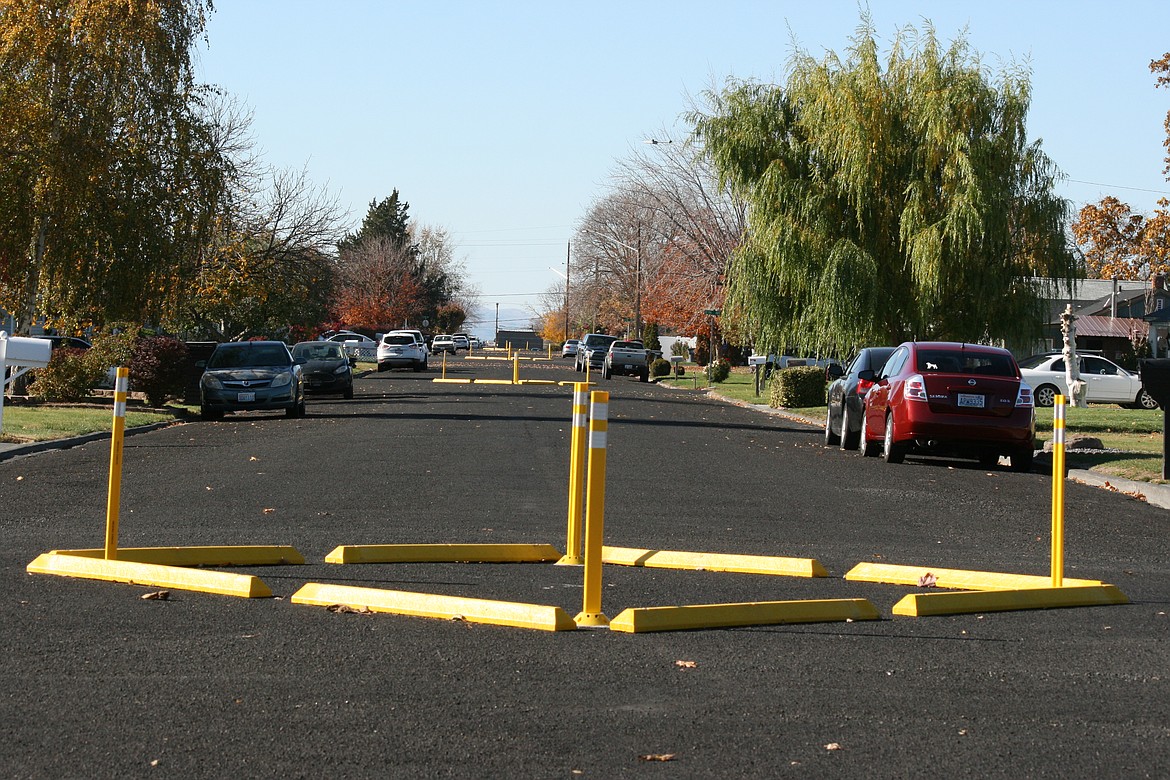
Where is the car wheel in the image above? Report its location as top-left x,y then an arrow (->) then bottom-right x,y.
840,405 -> 860,451
377,362 -> 387,373
1009,447 -> 1034,473
200,405 -> 222,421
861,411 -> 882,457
882,414 -> 906,464
1138,389 -> 1160,410
343,385 -> 354,400
824,409 -> 840,446
602,365 -> 611,379
639,370 -> 649,383
977,451 -> 1000,468
1034,384 -> 1059,407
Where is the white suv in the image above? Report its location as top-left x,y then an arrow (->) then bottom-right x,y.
377,332 -> 428,371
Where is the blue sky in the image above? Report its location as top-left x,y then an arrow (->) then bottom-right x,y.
196,1 -> 1170,337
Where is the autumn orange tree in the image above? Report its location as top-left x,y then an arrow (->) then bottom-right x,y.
1153,52 -> 1170,177
1071,197 -> 1170,280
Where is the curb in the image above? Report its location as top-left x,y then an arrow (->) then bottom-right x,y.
701,390 -> 1170,511
0,420 -> 182,463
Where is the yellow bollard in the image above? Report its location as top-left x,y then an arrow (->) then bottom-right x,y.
104,367 -> 130,560
441,350 -> 447,379
1051,394 -> 1066,587
575,390 -> 611,626
557,383 -> 590,565
512,353 -> 520,384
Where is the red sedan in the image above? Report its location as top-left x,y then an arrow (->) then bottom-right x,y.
859,341 -> 1035,472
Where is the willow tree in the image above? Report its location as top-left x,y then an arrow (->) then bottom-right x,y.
692,19 -> 1078,355
0,0 -> 222,332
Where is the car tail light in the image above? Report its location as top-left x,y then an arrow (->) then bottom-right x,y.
1016,383 -> 1034,408
904,374 -> 928,402
857,377 -> 875,396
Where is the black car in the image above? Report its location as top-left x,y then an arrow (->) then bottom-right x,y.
291,341 -> 354,399
198,341 -> 305,420
824,346 -> 896,450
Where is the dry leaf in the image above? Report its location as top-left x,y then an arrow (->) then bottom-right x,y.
675,660 -> 697,669
141,590 -> 170,600
249,456 -> 258,461
638,754 -> 676,762
326,604 -> 372,614
917,572 -> 938,588
262,508 -> 275,514
824,743 -> 842,751
16,476 -> 23,481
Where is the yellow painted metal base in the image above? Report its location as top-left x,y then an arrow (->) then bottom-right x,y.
557,381 -> 596,387
293,583 -> 577,631
325,543 -> 563,564
48,545 -> 305,566
609,598 -> 880,633
27,552 -> 273,598
555,555 -> 584,566
845,562 -> 1103,590
603,546 -> 828,578
893,585 -> 1129,616
573,611 -> 610,627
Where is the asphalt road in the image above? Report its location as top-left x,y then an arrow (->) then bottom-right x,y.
2,354 -> 1168,778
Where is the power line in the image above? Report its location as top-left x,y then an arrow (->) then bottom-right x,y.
1065,179 -> 1170,196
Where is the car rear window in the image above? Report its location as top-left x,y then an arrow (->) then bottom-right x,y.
209,344 -> 291,369
916,349 -> 1016,377
383,335 -> 415,346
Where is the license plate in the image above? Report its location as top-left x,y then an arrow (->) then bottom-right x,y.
624,364 -> 635,370
237,391 -> 255,402
957,393 -> 984,408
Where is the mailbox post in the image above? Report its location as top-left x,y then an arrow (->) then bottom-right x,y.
0,332 -> 53,437
1139,359 -> 1170,479
747,355 -> 768,397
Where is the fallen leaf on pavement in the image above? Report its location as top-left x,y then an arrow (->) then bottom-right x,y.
638,754 -> 676,762
141,590 -> 170,600
917,572 -> 938,588
824,743 -> 842,751
675,660 -> 697,669
326,604 -> 372,614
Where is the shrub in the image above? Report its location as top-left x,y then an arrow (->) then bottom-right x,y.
706,358 -> 731,383
30,348 -> 103,401
769,365 -> 827,408
89,329 -> 137,378
642,321 -> 661,351
130,336 -> 190,407
670,340 -> 690,359
650,357 -> 671,377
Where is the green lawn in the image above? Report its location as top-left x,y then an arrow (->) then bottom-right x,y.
0,403 -> 187,443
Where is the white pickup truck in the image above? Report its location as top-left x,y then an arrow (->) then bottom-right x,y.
603,340 -> 652,382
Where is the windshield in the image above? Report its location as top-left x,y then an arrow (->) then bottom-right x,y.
292,343 -> 344,360
208,344 -> 291,369
585,335 -> 617,349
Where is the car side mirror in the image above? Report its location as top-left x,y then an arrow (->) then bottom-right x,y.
294,357 -> 307,365
195,360 -> 207,369
857,369 -> 876,382
826,363 -> 844,380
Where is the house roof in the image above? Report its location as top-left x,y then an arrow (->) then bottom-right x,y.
1072,315 -> 1145,339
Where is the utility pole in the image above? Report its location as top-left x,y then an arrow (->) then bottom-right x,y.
634,223 -> 642,342
494,302 -> 499,343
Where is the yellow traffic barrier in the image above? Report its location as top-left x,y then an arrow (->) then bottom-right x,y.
575,390 -> 610,627
602,546 -> 828,578
892,585 -> 1128,617
104,367 -> 129,559
844,562 -> 1102,590
28,552 -> 274,598
324,543 -> 562,564
292,583 -> 577,631
557,383 -> 589,565
609,598 -> 880,633
1051,394 -> 1066,587
27,365 -> 302,598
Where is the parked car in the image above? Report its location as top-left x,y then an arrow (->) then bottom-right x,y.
467,336 -> 483,349
199,341 -> 305,420
291,341 -> 354,399
1018,353 -> 1158,409
574,333 -> 618,372
859,341 -> 1035,471
824,346 -> 897,450
451,334 -> 470,351
603,340 -> 651,382
561,339 -> 580,358
393,329 -> 429,358
431,335 -> 457,355
377,332 -> 427,371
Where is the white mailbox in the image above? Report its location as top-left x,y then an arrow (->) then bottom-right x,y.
747,355 -> 769,366
0,334 -> 53,369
